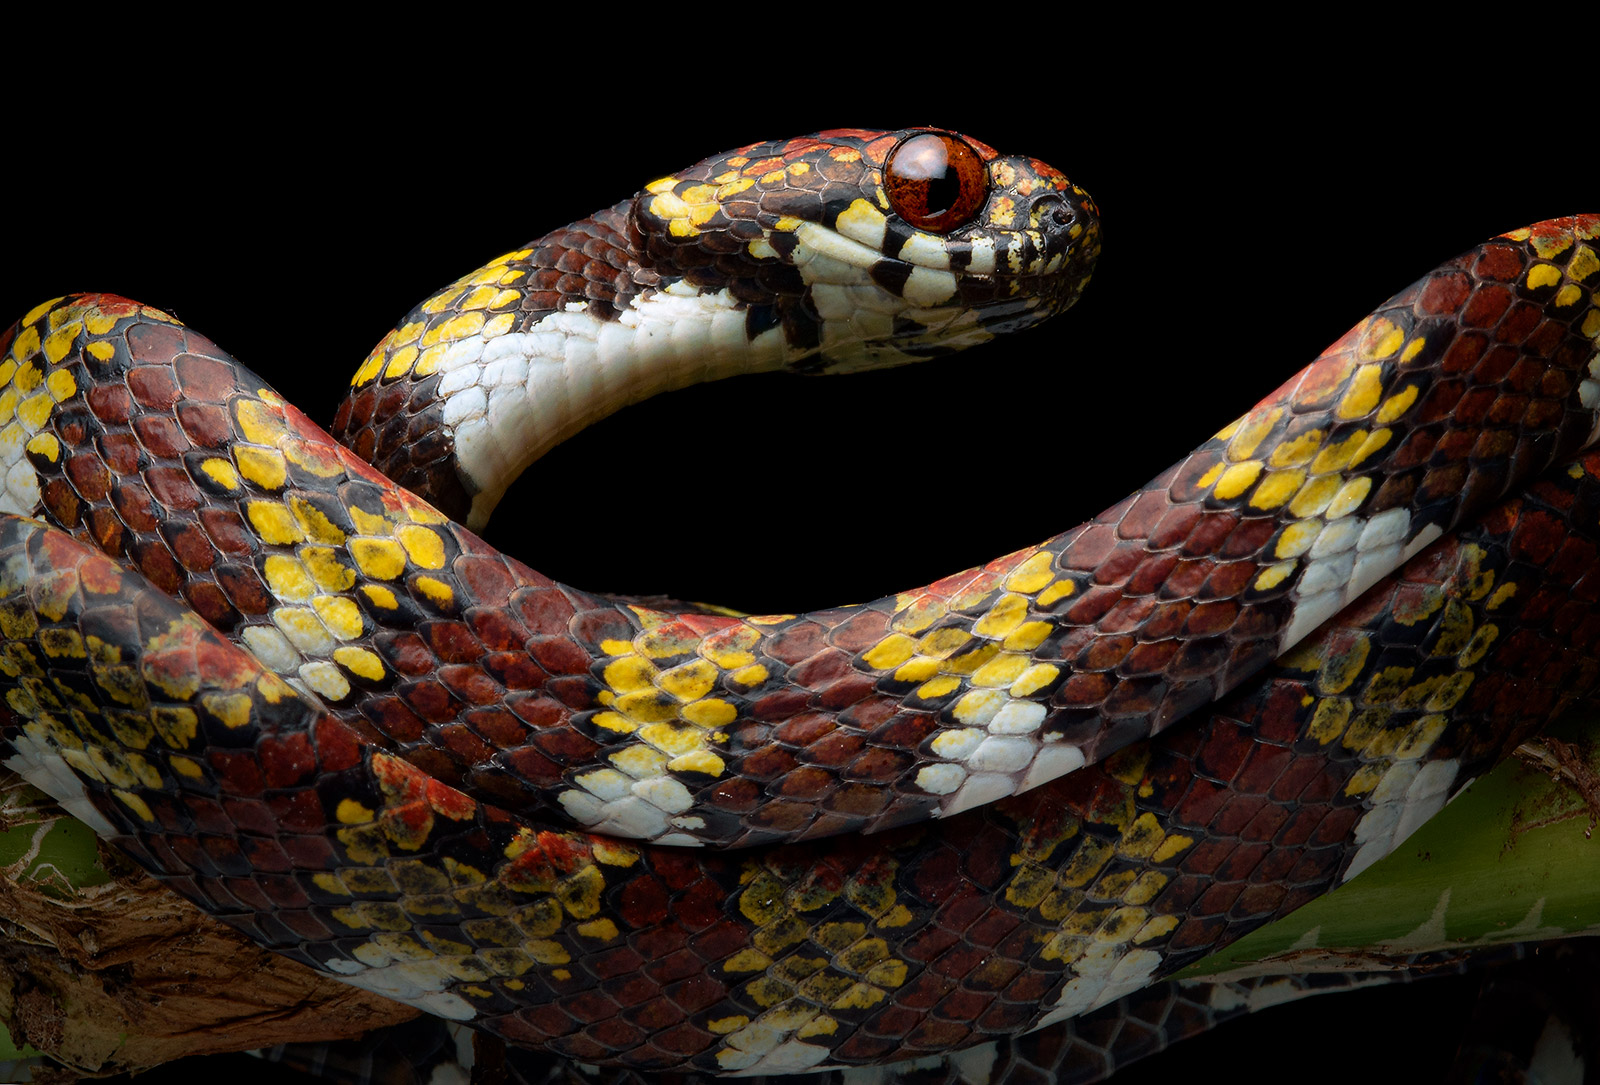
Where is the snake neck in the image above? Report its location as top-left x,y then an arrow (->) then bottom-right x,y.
333,198 -> 845,532
332,201 -> 753,531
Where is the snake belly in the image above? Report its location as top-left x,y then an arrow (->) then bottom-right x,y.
0,124 -> 1593,1075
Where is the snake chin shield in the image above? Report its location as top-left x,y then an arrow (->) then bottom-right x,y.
0,126 -> 1596,1079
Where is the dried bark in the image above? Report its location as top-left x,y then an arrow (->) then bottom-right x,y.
0,774 -> 416,1078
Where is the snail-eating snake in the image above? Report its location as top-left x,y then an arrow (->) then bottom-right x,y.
0,128 -> 1596,1077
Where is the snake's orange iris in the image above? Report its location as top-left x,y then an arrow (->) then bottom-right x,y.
884,131 -> 990,234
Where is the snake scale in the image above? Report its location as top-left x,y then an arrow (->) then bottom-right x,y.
0,126 -> 1596,1080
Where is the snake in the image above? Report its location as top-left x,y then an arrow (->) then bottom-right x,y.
0,125 -> 1596,1079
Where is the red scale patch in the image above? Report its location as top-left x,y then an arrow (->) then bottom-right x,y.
66,452 -> 114,500
125,322 -> 188,369
214,565 -> 273,614
462,707 -> 527,748
173,353 -> 239,402
132,415 -> 191,459
424,620 -> 485,664
112,481 -> 160,531
270,790 -> 327,834
437,722 -> 495,763
1473,244 -> 1528,283
41,479 -> 80,526
144,466 -> 203,510
1417,270 -> 1473,315
209,749 -> 267,796
526,635 -> 591,676
126,365 -> 183,409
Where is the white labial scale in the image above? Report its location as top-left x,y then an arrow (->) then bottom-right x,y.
966,237 -> 998,276
435,287 -> 792,530
2,740 -> 116,837
792,220 -> 980,370
318,955 -> 475,1021
1341,757 -> 1461,882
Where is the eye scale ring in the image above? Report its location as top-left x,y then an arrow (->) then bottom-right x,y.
883,131 -> 990,234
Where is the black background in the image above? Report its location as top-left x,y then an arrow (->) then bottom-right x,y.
5,37 -> 1595,1084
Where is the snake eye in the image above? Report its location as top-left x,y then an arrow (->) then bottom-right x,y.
884,131 -> 990,234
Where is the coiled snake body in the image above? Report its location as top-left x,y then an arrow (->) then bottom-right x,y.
0,128 -> 1597,1078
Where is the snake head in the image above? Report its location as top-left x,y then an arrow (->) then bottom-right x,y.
633,127 -> 1102,373
337,128 -> 1099,529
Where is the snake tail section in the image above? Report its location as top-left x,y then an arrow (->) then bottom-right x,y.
3,423 -> 1600,1072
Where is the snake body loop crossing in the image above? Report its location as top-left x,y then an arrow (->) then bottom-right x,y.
0,126 -> 1594,1077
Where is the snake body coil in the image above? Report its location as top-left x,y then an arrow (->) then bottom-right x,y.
0,127 -> 1596,1077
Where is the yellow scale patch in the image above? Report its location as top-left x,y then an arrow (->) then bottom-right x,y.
0,551 -> 279,834
0,311 -> 98,491
646,174 -> 755,241
350,251 -> 528,388
1275,545 -> 1499,791
318,785 -> 647,999
590,620 -> 741,781
217,398 -> 467,687
1198,325 -> 1429,590
713,857 -> 916,1069
868,552 -> 1072,728
994,749 -> 1192,975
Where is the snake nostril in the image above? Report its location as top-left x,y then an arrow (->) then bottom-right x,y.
1036,195 -> 1073,230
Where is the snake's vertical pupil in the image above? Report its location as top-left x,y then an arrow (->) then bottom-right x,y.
884,131 -> 990,234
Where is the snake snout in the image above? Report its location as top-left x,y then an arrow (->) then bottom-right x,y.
1030,190 -> 1094,254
